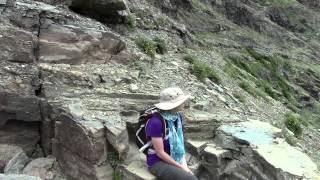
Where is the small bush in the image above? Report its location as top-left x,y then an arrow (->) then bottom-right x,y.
284,132 -> 297,146
125,14 -> 136,29
153,37 -> 167,54
233,92 -> 246,103
192,61 -> 221,84
107,151 -> 122,180
239,81 -> 267,99
239,81 -> 257,97
183,55 -> 196,64
285,113 -> 303,137
135,37 -> 157,58
113,169 -> 122,180
184,55 -> 221,84
155,15 -> 169,28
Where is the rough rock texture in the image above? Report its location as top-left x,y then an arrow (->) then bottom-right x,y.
120,161 -> 156,180
182,120 -> 320,180
0,121 -> 40,156
22,156 -> 66,180
2,0 -> 129,65
0,145 -> 29,173
0,174 -> 41,180
34,0 -> 129,23
1,0 -> 320,179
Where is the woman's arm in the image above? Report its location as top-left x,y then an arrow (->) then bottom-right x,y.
151,137 -> 184,169
181,154 -> 193,174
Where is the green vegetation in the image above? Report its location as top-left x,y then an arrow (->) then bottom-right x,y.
239,80 -> 266,99
284,132 -> 297,146
135,36 -> 168,57
300,102 -> 320,129
284,112 -> 303,137
256,0 -> 296,6
226,48 -> 299,108
124,14 -> 136,29
107,151 -> 122,180
153,37 -> 167,54
233,92 -> 246,103
155,15 -> 169,28
135,37 -> 156,58
191,0 -> 213,12
183,55 -> 221,84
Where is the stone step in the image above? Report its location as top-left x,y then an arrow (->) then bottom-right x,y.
120,161 -> 156,180
0,174 -> 41,180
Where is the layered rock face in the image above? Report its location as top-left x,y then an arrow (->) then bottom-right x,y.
0,0 -> 320,180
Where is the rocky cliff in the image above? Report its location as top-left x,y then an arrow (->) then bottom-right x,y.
0,0 -> 320,179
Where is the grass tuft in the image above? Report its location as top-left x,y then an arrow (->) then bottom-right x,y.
285,112 -> 303,137
183,55 -> 221,84
135,37 -> 156,58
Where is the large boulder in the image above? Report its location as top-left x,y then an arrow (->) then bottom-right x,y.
1,145 -> 30,174
52,140 -> 112,180
210,120 -> 320,179
0,121 -> 40,156
0,145 -> 29,173
33,0 -> 129,23
22,156 -> 66,180
70,0 -> 128,23
0,18 -> 36,63
2,0 -> 129,65
0,174 -> 41,180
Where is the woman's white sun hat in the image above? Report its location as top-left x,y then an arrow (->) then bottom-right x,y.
154,87 -> 191,110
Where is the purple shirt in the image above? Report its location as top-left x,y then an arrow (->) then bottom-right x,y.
145,114 -> 170,168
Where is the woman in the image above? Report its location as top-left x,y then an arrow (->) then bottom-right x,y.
146,87 -> 197,180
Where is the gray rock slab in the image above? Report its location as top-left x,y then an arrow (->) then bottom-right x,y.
217,120 -> 320,179
52,140 -> 112,180
120,161 -> 156,180
0,93 -> 40,122
0,121 -> 40,156
0,174 -> 41,180
0,18 -> 36,63
4,150 -> 29,174
0,144 -> 24,173
54,112 -> 106,164
23,157 -> 55,180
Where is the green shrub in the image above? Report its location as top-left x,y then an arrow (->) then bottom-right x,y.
153,37 -> 167,54
125,14 -> 136,29
192,61 -> 221,83
233,92 -> 246,103
155,15 -> 169,28
239,80 -> 267,99
300,101 -> 320,128
285,113 -> 303,137
107,152 -> 122,180
239,81 -> 257,97
228,49 -> 297,105
184,55 -> 221,84
113,169 -> 122,180
183,55 -> 196,64
284,132 -> 297,146
135,37 -> 157,58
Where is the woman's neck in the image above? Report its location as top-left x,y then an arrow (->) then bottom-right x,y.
168,110 -> 178,115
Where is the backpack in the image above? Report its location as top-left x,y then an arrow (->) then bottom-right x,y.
135,107 -> 167,155
135,107 -> 182,155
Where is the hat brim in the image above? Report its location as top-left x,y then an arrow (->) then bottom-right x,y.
154,95 -> 190,110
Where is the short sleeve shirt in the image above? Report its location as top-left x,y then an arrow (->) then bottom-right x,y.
145,113 -> 170,168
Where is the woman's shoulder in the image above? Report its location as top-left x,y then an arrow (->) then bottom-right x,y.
148,113 -> 163,126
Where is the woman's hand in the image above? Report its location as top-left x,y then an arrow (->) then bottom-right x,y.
181,165 -> 193,174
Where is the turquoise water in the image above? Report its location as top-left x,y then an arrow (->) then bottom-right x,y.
221,126 -> 273,145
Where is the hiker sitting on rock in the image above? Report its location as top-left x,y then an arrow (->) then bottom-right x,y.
146,87 -> 197,180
